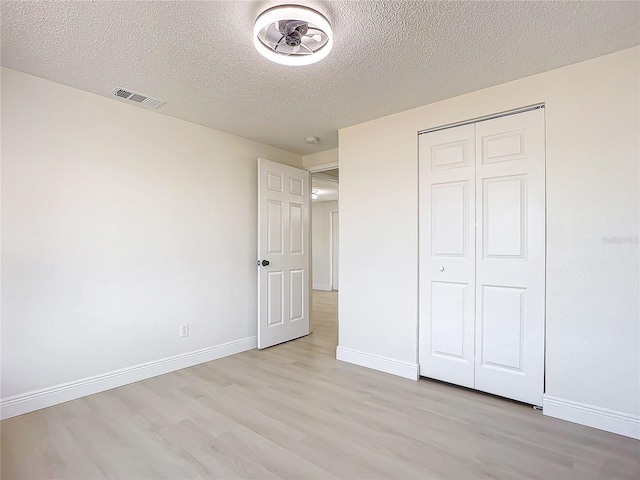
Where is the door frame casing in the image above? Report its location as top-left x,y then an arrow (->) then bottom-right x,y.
330,209 -> 339,291
306,162 -> 339,174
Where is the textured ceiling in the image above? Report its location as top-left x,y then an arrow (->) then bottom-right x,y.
2,1 -> 638,155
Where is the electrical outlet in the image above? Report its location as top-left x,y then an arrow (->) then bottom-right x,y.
180,324 -> 189,337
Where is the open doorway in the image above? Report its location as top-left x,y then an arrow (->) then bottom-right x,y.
310,168 -> 338,291
309,167 -> 339,348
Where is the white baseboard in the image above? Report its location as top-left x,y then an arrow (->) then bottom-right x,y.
336,346 -> 419,380
0,336 -> 257,420
543,395 -> 640,439
313,284 -> 331,291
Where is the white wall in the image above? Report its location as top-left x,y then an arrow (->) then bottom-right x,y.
0,68 -> 302,414
338,48 -> 639,437
303,148 -> 338,170
312,201 -> 338,290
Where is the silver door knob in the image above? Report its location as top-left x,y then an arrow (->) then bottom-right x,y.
439,266 -> 445,272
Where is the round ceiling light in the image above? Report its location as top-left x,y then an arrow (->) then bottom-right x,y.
253,5 -> 333,66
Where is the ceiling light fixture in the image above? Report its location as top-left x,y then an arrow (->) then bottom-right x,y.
306,136 -> 319,144
253,5 -> 333,66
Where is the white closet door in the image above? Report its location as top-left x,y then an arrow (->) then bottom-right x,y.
419,124 -> 476,388
474,109 -> 545,405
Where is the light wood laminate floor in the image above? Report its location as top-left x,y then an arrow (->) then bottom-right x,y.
2,290 -> 639,479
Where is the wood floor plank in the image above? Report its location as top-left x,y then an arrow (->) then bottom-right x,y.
2,290 -> 639,479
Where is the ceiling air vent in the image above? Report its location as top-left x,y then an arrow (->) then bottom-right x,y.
109,87 -> 166,109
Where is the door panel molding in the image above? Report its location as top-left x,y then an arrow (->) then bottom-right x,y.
419,108 -> 545,406
419,123 -> 476,389
258,158 -> 310,349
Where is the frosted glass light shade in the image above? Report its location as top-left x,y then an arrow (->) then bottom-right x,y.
253,5 -> 333,66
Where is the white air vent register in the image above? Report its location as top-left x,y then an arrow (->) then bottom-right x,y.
109,87 -> 166,109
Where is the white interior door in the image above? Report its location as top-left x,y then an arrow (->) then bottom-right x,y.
474,109 -> 545,405
331,210 -> 339,290
418,124 -> 476,388
258,158 -> 310,349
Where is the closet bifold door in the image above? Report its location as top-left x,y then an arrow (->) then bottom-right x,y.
474,108 -> 545,406
418,124 -> 476,388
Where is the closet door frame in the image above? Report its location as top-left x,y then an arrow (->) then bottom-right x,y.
418,104 -> 546,405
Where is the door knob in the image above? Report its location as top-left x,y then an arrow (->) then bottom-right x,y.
261,260 -> 270,267
439,266 -> 445,272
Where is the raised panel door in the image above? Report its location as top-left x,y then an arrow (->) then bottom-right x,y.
419,124 -> 476,388
475,109 -> 545,405
258,159 -> 310,349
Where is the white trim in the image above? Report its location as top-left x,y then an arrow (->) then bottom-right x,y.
306,161 -> 339,173
313,283 -> 331,291
543,395 -> 640,439
329,209 -> 339,291
336,346 -> 419,380
0,336 -> 257,420
418,103 -> 545,135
